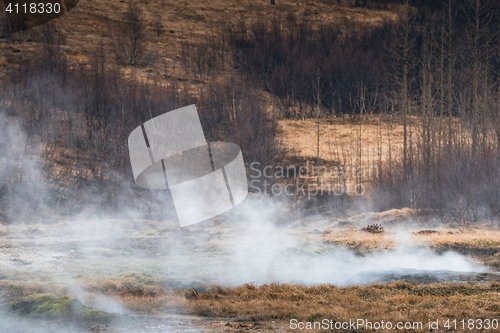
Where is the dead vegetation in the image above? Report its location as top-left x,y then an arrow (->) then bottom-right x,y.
415,230 -> 440,235
184,281 -> 500,327
361,223 -> 384,233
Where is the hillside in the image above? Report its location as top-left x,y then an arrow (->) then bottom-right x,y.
1,0 -> 397,83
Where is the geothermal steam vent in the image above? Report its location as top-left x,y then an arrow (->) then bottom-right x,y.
128,105 -> 248,226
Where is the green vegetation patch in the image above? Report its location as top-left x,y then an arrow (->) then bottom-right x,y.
5,293 -> 118,325
119,271 -> 158,286
472,239 -> 500,247
117,271 -> 209,290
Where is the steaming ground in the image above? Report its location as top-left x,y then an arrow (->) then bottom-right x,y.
0,198 -> 492,287
1,197 -> 499,332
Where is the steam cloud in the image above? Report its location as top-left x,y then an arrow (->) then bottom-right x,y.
0,109 -> 491,333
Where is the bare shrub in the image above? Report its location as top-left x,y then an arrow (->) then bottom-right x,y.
180,31 -> 227,80
415,230 -> 439,235
361,224 -> 384,233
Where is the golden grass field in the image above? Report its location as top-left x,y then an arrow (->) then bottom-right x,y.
277,115 -> 405,191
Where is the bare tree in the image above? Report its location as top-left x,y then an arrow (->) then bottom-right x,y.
466,0 -> 492,155
118,0 -> 146,65
447,0 -> 454,148
37,22 -> 67,73
315,70 -> 321,184
0,8 -> 12,39
393,0 -> 414,179
154,14 -> 162,38
497,78 -> 500,154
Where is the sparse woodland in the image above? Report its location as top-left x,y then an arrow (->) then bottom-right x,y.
0,0 -> 500,224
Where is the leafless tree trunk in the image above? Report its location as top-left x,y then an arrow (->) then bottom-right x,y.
471,0 -> 480,155
447,0 -> 454,148
401,0 -> 411,178
497,79 -> 500,154
154,14 -> 162,38
315,70 -> 321,184
439,17 -> 445,160
466,0 -> 492,155
118,0 -> 146,65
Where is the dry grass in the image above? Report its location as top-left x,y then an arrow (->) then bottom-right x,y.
0,280 -> 60,298
278,116 -> 404,167
323,228 -> 395,253
186,281 -> 500,332
0,277 -> 188,314
276,115 -> 405,194
414,230 -> 500,271
4,278 -> 500,331
323,228 -> 500,250
322,227 -> 500,271
80,272 -> 214,314
412,229 -> 500,248
1,266 -> 500,332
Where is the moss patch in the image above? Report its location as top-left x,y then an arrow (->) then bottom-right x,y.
119,271 -> 158,286
5,293 -> 118,326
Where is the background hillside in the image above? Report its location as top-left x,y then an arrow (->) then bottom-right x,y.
1,0 -> 500,225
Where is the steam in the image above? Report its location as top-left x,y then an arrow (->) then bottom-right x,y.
4,195 -> 484,288
0,108 -> 492,333
67,282 -> 129,314
3,203 -> 488,287
0,107 -> 490,286
0,114 -> 47,223
153,197 -> 489,287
